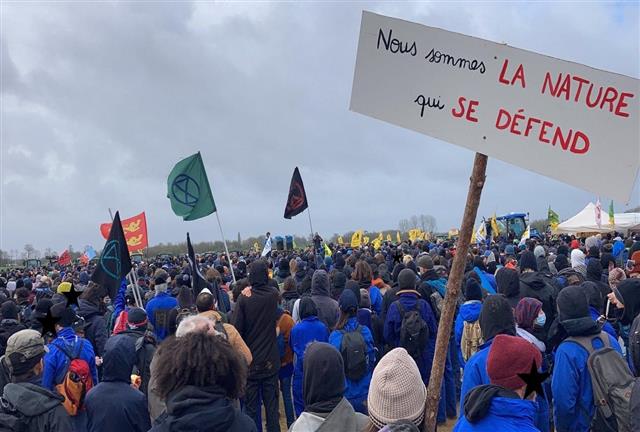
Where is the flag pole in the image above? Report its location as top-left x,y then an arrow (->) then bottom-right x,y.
215,212 -> 236,283
306,208 -> 315,240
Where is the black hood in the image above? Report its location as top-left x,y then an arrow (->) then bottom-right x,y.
311,270 -> 330,297
303,342 -> 344,413
519,272 -> 547,291
164,385 -> 236,432
249,260 -> 269,287
586,260 -> 603,283
2,382 -> 65,417
581,281 -> 603,311
557,285 -> 600,336
463,385 -> 519,423
299,297 -> 318,320
496,268 -> 520,298
617,278 -> 640,325
102,334 -> 136,382
479,295 -> 516,341
77,298 -> 102,318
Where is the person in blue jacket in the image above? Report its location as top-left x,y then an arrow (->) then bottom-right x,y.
455,278 -> 484,367
582,281 -> 617,339
473,256 -> 496,294
289,296 -> 329,416
384,268 -> 437,384
552,285 -> 623,432
353,261 -> 382,316
329,289 -> 375,414
454,334 -> 542,432
460,293 -> 549,432
145,269 -> 177,342
460,294 -> 516,412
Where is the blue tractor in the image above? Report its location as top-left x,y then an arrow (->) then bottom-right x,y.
486,213 -> 541,242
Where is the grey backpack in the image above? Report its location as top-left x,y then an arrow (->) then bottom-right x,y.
566,332 -> 633,432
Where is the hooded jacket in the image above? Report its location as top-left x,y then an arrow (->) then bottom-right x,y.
290,298 -> 330,416
495,268 -> 520,309
118,327 -> 157,396
0,381 -> 72,432
329,317 -> 375,404
145,291 -> 178,342
42,327 -> 98,390
552,285 -> 623,432
289,342 -> 369,432
519,271 -> 556,337
150,385 -> 256,432
383,293 -> 438,383
232,260 -> 280,379
77,298 -> 109,357
454,301 -> 483,366
310,271 -> 340,330
454,385 -> 539,432
85,335 -> 151,432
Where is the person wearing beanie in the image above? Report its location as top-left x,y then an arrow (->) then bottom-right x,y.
454,279 -> 484,367
290,297 -> 329,416
494,267 -> 520,309
115,307 -> 157,396
460,295 -> 522,421
144,268 -> 177,342
0,301 -> 26,356
384,269 -> 437,385
0,329 -> 72,430
289,342 -> 369,432
366,348 -> 427,430
454,334 -> 542,432
310,270 -> 340,330
329,290 -> 375,414
416,254 -> 448,319
85,335 -> 151,432
518,251 -> 556,342
553,285 -> 622,432
232,259 -> 281,432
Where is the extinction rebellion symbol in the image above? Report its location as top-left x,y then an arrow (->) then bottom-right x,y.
100,240 -> 121,279
172,174 -> 200,208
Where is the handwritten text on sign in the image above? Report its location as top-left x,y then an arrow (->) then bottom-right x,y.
350,11 -> 639,202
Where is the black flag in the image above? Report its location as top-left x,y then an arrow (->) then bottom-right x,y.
91,211 -> 132,299
284,167 -> 309,219
187,232 -> 207,293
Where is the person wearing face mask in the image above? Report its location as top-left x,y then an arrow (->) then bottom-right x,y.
514,298 -> 546,353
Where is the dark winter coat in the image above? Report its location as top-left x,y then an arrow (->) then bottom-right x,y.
85,335 -> 150,432
118,328 -> 156,396
310,271 -> 340,330
77,299 -> 108,357
232,261 -> 280,379
519,271 -> 556,337
0,381 -> 72,432
0,320 -> 26,356
150,385 -> 256,432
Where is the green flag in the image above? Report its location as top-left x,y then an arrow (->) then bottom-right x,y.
167,152 -> 216,221
609,200 -> 615,225
548,206 -> 559,230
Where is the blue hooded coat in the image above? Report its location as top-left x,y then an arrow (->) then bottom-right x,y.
42,327 -> 98,391
328,317 -> 375,408
454,300 -> 482,367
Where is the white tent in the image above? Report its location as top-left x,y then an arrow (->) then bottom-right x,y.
555,202 -> 640,234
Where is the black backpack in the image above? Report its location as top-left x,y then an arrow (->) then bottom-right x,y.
339,326 -> 368,381
396,301 -> 429,360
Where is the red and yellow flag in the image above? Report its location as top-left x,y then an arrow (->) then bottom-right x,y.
100,212 -> 149,252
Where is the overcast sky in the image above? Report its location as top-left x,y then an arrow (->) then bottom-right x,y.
1,1 -> 638,254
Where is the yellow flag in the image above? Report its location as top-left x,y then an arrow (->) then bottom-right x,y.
323,243 -> 332,257
372,237 -> 382,250
386,233 -> 392,242
363,236 -> 370,244
490,213 -> 500,238
253,242 -> 260,252
396,232 -> 402,243
351,230 -> 363,248
338,235 -> 344,245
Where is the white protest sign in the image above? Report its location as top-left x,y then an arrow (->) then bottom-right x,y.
350,11 -> 640,202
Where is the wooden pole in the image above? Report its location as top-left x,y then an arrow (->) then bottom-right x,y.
424,153 -> 488,431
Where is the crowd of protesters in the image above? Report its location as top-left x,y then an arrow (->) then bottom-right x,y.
1,230 -> 640,432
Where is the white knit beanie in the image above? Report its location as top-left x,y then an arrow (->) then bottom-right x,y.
367,348 -> 427,428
